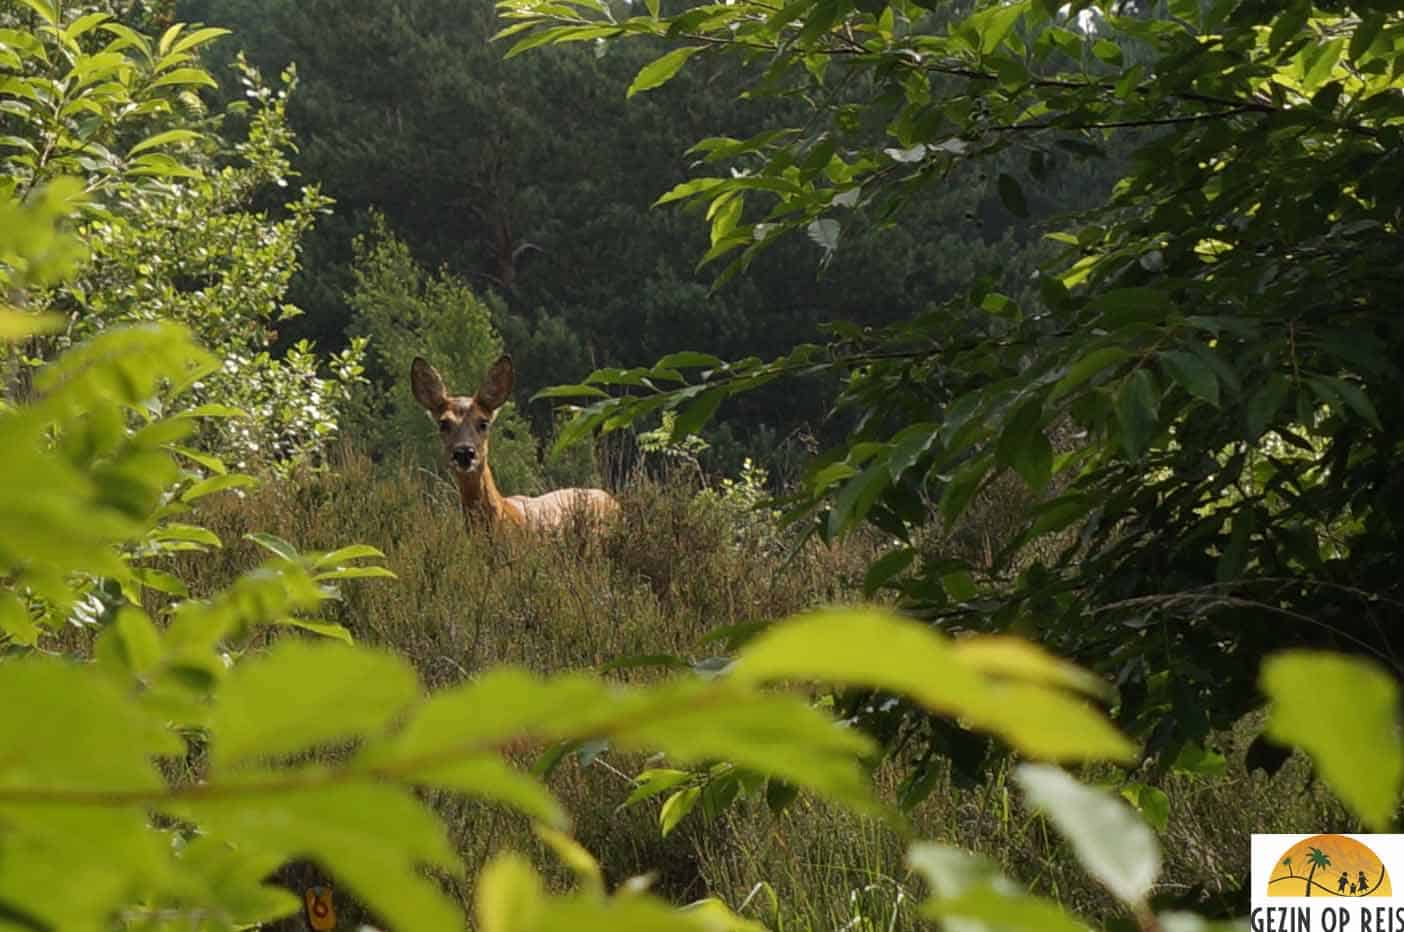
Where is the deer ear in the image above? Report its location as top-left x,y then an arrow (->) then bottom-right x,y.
410,357 -> 447,411
476,354 -> 514,412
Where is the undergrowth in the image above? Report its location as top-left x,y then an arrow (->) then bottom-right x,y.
172,450 -> 1350,931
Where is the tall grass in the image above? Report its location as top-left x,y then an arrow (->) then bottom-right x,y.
175,450 -> 1351,931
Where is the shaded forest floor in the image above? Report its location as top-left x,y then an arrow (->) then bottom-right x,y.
177,451 -> 1351,931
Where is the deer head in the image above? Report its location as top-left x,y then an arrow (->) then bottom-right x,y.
410,355 -> 513,477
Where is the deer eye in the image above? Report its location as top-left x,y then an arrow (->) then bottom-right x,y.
438,419 -> 452,433
478,419 -> 490,432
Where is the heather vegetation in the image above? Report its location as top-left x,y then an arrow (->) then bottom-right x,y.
171,454 -> 1350,931
2,0 -> 1402,930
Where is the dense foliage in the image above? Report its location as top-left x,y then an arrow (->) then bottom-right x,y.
502,0 -> 1404,789
0,0 -> 362,470
4,1 -> 1404,929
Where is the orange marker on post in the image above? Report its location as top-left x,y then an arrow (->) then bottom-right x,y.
304,885 -> 336,931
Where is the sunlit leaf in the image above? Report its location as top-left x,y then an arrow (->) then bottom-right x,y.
627,46 -> 701,97
1015,764 -> 1161,906
1262,651 -> 1403,829
209,641 -> 420,768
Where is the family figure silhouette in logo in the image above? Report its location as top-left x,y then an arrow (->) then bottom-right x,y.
1337,871 -> 1374,896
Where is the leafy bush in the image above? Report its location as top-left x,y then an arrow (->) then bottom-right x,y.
0,6 -> 362,470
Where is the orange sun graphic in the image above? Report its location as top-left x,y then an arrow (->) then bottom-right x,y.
1268,835 -> 1391,898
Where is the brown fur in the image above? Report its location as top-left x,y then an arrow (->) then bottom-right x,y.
411,355 -> 619,530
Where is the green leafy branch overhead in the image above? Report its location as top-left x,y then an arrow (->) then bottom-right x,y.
0,5 -> 230,197
497,0 -> 1403,282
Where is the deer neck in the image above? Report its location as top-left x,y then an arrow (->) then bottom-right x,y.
454,463 -> 525,527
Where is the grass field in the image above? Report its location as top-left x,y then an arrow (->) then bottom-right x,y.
174,451 -> 1353,931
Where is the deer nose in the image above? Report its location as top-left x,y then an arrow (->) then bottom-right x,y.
451,445 -> 475,468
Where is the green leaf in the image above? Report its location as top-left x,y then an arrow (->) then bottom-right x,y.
413,755 -> 567,828
132,566 -> 190,598
659,785 -> 702,836
1217,508 -> 1253,582
108,606 -> 163,675
965,1 -> 1026,55
532,383 -> 611,400
1120,782 -> 1170,833
908,844 -> 1022,911
149,522 -> 222,549
1302,38 -> 1344,91
940,455 -> 991,525
1170,743 -> 1227,777
1262,651 -> 1403,829
672,387 -> 725,437
168,25 -> 231,55
314,544 -> 387,567
1350,12 -> 1386,63
1245,375 -> 1290,438
622,683 -> 880,815
0,310 -> 62,341
181,473 -> 258,502
477,853 -> 543,932
980,292 -> 1019,317
1015,764 -> 1161,906
208,641 -> 420,769
733,609 -> 1133,763
807,217 -> 840,252
15,0 -> 57,25
169,444 -> 227,475
627,46 -> 701,97
995,399 -> 1052,491
655,350 -> 724,370
952,638 -> 1113,701
146,66 -> 218,90
245,531 -> 298,561
279,618 -> 354,644
313,565 -> 398,581
183,783 -> 463,932
1091,38 -> 1123,66
0,592 -> 39,647
654,176 -> 726,206
175,403 -> 247,419
863,546 -> 915,594
36,323 -> 215,410
1157,350 -> 1219,407
127,129 -> 203,157
62,11 -> 110,40
923,884 -> 1092,932
997,173 -> 1028,218
1115,369 -> 1159,459
625,768 -> 694,806
0,659 -> 181,789
128,152 -> 203,179
1320,376 -> 1381,429
828,460 -> 891,537
1269,4 -> 1309,54
1049,347 -> 1131,401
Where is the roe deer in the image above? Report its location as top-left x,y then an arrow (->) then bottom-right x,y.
411,354 -> 619,530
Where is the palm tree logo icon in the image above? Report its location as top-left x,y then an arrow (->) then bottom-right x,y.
1268,836 -> 1390,898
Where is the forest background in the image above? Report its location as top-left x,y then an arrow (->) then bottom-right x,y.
177,0 -> 1109,482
